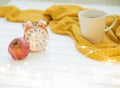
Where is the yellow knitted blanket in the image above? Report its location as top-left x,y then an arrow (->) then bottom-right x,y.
0,5 -> 120,62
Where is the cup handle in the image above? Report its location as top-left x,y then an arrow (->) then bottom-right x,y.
105,15 -> 117,31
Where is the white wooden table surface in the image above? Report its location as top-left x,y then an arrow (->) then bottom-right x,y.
0,0 -> 120,88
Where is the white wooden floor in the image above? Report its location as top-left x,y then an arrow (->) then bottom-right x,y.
0,0 -> 120,88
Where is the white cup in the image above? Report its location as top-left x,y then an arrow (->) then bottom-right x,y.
78,9 -> 117,43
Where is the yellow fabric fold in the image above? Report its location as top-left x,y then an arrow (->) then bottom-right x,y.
0,5 -> 120,62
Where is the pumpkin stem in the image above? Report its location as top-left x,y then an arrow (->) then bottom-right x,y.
13,40 -> 20,47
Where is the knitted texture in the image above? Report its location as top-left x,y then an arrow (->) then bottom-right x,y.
0,5 -> 120,62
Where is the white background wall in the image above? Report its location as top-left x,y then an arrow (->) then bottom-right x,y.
34,0 -> 120,6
